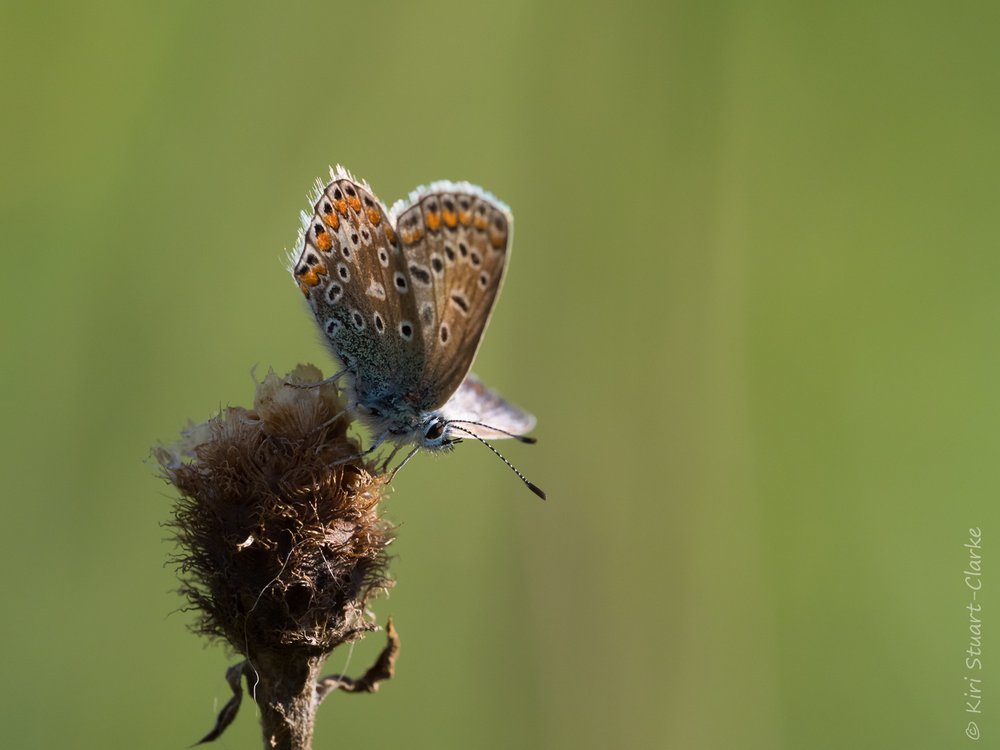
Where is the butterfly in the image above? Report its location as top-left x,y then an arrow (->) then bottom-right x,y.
290,166 -> 544,499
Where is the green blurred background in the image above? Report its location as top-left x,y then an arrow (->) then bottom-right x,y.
2,1 -> 997,748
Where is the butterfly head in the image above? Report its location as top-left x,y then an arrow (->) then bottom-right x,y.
419,414 -> 462,451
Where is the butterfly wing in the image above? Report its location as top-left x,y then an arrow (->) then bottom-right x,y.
290,167 -> 426,407
390,182 -> 512,410
439,373 -> 537,439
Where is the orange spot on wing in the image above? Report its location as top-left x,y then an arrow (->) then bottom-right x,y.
366,207 -> 382,225
474,216 -> 489,230
335,199 -> 349,216
301,269 -> 320,287
316,231 -> 332,252
385,225 -> 397,245
425,211 -> 441,231
488,228 -> 505,249
348,195 -> 362,213
442,210 -> 457,228
401,227 -> 424,244
323,212 -> 340,230
458,210 -> 472,226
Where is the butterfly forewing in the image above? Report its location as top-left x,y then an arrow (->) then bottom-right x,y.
392,183 -> 512,410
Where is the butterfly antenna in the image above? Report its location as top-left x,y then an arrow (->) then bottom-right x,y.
447,424 -> 546,500
443,419 -> 537,444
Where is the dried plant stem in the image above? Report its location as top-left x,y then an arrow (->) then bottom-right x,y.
251,650 -> 324,750
249,617 -> 399,749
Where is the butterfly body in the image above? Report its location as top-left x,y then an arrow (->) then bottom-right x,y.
290,167 -> 540,489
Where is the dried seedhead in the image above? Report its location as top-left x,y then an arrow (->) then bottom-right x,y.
157,365 -> 393,656
155,365 -> 400,748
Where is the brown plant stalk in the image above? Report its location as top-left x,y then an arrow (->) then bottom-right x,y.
155,365 -> 398,750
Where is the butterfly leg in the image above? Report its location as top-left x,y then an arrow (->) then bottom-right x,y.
286,369 -> 348,390
387,445 -> 422,484
378,442 -> 406,473
329,430 -> 389,466
310,407 -> 350,438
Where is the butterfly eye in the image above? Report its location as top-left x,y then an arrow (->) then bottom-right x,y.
425,422 -> 445,441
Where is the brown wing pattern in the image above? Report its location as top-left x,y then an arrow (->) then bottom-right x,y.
392,182 -> 512,411
290,170 -> 426,404
291,170 -> 512,415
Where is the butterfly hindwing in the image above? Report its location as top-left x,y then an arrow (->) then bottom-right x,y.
291,169 -> 425,405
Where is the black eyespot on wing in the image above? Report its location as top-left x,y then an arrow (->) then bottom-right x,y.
409,264 -> 431,285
